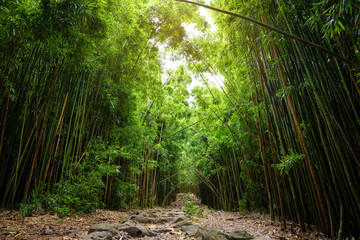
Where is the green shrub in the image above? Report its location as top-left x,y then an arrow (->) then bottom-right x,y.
19,161 -> 119,217
238,193 -> 249,214
19,186 -> 44,217
184,200 -> 202,217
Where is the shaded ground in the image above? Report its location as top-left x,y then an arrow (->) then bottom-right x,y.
0,193 -> 332,240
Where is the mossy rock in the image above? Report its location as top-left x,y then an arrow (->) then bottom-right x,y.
229,230 -> 254,240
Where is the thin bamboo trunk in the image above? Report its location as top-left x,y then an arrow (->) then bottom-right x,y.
256,45 -> 287,227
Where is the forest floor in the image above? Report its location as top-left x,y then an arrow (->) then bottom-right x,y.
0,193 -> 332,240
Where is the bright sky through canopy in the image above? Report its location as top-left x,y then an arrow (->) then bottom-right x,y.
159,0 -> 224,101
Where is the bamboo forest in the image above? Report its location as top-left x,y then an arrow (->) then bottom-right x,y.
0,0 -> 359,239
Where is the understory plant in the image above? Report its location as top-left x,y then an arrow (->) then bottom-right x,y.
184,200 -> 202,217
19,158 -> 119,217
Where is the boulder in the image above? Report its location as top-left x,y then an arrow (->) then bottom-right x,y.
173,221 -> 193,228
40,226 -> 54,235
80,231 -> 113,240
229,230 -> 254,240
173,217 -> 184,223
202,229 -> 229,240
179,222 -> 229,240
88,224 -> 117,236
116,222 -> 155,237
181,223 -> 200,236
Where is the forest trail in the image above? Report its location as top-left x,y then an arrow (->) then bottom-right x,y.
0,193 -> 331,240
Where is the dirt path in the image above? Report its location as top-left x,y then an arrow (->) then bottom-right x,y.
0,193 -> 332,240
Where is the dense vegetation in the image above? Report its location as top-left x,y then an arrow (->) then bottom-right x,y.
1,0 -> 359,238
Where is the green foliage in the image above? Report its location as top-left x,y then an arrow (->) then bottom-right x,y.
19,187 -> 43,217
19,155 -> 120,217
83,136 -> 141,209
108,179 -> 139,209
42,177 -> 105,217
276,86 -> 296,99
272,204 -> 279,211
238,193 -> 248,214
184,200 -> 202,217
276,149 -> 305,175
309,0 -> 359,39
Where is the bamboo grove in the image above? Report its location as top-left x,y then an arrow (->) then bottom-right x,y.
178,0 -> 360,238
0,0 -> 203,214
1,0 -> 360,238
